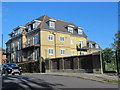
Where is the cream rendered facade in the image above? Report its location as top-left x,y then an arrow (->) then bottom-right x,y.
6,15 -> 101,63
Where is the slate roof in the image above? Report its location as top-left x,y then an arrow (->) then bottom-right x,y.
6,15 -> 88,44
87,40 -> 102,50
36,15 -> 87,38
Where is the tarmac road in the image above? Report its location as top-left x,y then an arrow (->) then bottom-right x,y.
2,73 -> 119,90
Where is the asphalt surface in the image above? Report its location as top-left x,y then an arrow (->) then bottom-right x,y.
2,74 -> 119,90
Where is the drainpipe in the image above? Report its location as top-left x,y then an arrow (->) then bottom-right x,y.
52,32 -> 56,58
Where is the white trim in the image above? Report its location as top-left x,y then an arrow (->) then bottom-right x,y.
70,50 -> 74,56
48,48 -> 54,55
68,27 -> 73,33
79,40 -> 84,48
78,29 -> 83,35
78,27 -> 83,30
68,25 -> 74,27
60,36 -> 65,42
49,21 -> 55,29
48,34 -> 53,41
70,39 -> 74,44
34,20 -> 41,23
61,49 -> 65,55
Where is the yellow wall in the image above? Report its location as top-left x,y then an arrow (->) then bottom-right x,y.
40,30 -> 87,59
70,36 -> 87,55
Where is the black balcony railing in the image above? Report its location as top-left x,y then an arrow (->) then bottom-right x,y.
76,44 -> 88,51
22,40 -> 40,50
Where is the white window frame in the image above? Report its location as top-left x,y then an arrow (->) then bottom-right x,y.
89,43 -> 93,48
33,22 -> 36,29
28,25 -> 31,31
48,49 -> 54,55
34,34 -> 39,44
68,27 -> 73,33
60,36 -> 65,42
7,45 -> 10,52
48,35 -> 53,41
95,44 -> 99,48
33,49 -> 38,60
79,40 -> 84,48
49,21 -> 55,29
17,28 -> 21,34
80,51 -> 84,55
28,38 -> 30,45
70,39 -> 74,44
61,49 -> 65,55
18,41 -> 20,50
78,29 -> 83,35
70,51 -> 74,56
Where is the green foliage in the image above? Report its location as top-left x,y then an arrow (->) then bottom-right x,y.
102,48 -> 115,63
112,31 -> 120,50
102,48 -> 117,71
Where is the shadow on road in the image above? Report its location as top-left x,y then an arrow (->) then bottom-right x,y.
2,75 -> 64,90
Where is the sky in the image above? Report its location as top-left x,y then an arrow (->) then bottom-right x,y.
2,2 -> 118,49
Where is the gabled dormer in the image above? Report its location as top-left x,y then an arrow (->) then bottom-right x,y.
67,25 -> 74,33
13,26 -> 22,36
78,27 -> 83,35
13,26 -> 26,36
27,20 -> 41,31
33,20 -> 41,29
46,19 -> 56,29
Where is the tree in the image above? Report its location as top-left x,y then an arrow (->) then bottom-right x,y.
112,30 -> 120,73
112,31 -> 120,51
102,48 -> 115,63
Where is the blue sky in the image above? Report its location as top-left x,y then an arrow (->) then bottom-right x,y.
2,2 -> 118,49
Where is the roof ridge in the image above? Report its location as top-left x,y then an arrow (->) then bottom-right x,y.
40,15 -> 47,28
45,15 -> 78,26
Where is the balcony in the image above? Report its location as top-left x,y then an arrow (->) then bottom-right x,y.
76,44 -> 88,51
22,41 -> 40,50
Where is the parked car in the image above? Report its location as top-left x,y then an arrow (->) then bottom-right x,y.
1,63 -> 22,76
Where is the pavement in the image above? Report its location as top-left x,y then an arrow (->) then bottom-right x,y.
24,72 -> 119,84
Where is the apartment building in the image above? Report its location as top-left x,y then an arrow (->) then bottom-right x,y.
87,41 -> 102,54
6,15 -> 101,63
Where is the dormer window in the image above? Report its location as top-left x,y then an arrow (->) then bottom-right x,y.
33,20 -> 41,29
46,19 -> 56,29
49,21 -> 55,29
28,25 -> 31,31
68,27 -> 73,33
89,43 -> 93,48
68,25 -> 74,33
78,27 -> 83,35
78,29 -> 83,35
95,44 -> 99,48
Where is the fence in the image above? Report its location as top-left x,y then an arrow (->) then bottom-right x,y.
45,52 -> 102,73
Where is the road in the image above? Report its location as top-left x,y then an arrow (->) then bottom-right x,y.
2,73 -> 119,90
